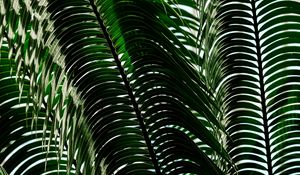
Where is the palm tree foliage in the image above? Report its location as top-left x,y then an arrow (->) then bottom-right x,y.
1,0 -> 300,174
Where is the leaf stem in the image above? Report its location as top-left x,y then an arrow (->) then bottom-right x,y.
250,1 -> 272,174
88,1 -> 162,174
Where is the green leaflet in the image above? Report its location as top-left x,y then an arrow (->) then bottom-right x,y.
221,0 -> 300,174
2,0 -> 300,174
0,165 -> 8,175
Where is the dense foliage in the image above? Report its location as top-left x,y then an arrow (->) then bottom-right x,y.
1,0 -> 300,174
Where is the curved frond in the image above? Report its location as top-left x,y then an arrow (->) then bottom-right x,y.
2,0 -> 300,174
220,0 -> 300,174
1,0 -> 230,174
0,39 -> 76,174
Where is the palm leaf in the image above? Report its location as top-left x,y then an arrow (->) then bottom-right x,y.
0,39 -> 76,174
1,0 -> 230,174
220,0 -> 300,174
2,0 -> 300,174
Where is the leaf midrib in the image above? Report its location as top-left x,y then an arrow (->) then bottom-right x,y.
88,0 -> 161,174
250,1 -> 272,174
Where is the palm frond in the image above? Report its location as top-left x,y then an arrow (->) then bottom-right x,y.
164,0 -> 234,171
2,0 -> 300,174
1,0 -> 232,174
1,1 -> 96,174
220,0 -> 300,174
0,38 -> 76,174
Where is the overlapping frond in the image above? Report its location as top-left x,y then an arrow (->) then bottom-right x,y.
0,39 -> 76,174
1,0 -> 230,174
2,0 -> 300,174
95,0 -> 232,173
220,0 -> 300,174
1,0 -> 96,174
164,0 -> 233,171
